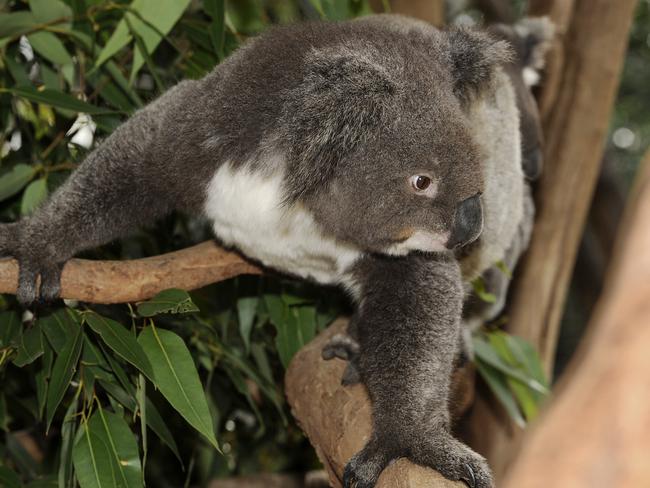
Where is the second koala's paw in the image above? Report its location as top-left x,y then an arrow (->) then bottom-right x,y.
411,433 -> 494,488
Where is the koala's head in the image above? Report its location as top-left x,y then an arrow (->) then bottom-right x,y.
490,17 -> 554,180
279,21 -> 511,255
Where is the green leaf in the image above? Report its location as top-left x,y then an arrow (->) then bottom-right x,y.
473,335 -> 548,395
136,289 -> 199,317
45,323 -> 83,430
237,296 -> 258,353
20,178 -> 48,215
94,0 -> 191,74
13,323 -> 44,367
0,164 -> 36,202
0,11 -> 37,38
27,31 -> 73,66
475,360 -> 526,428
0,466 -> 21,488
125,15 -> 165,91
85,312 -> 154,381
471,276 -> 497,304
98,380 -> 181,462
3,87 -> 113,115
58,390 -> 80,488
30,0 -> 73,24
72,406 -> 143,488
204,0 -> 225,58
138,325 -> 218,449
0,310 -> 21,348
40,308 -> 79,353
36,342 -> 54,420
264,295 -> 313,368
495,260 -> 513,279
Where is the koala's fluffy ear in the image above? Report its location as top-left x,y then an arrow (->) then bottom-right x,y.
514,17 -> 555,86
281,48 -> 395,203
446,27 -> 513,102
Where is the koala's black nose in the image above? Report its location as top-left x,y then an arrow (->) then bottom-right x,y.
522,147 -> 543,181
446,194 -> 483,250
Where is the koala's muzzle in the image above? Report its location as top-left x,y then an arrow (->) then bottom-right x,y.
446,194 -> 483,249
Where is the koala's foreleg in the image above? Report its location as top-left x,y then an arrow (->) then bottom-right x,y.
343,253 -> 493,488
0,86 -> 196,306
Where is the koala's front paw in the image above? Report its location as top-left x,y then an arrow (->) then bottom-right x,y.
17,260 -> 63,307
0,223 -> 63,307
343,440 -> 393,488
411,433 -> 494,488
322,333 -> 362,385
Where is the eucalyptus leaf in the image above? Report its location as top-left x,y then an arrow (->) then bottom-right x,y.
138,325 -> 218,449
85,312 -> 154,381
136,289 -> 199,317
237,296 -> 258,353
20,177 -> 48,215
0,310 -> 21,348
0,163 -> 36,202
27,31 -> 73,66
45,323 -> 83,430
13,323 -> 44,367
72,407 -> 143,488
475,360 -> 526,428
4,87 -> 113,115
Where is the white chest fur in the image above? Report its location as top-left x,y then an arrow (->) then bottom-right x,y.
204,163 -> 362,285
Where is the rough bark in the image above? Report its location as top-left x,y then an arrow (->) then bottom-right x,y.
502,150 -> 650,487
285,318 -> 476,488
0,241 -> 261,304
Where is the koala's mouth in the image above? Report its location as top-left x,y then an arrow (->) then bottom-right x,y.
384,230 -> 450,256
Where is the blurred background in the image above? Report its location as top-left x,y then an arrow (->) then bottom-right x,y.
0,1 -> 647,487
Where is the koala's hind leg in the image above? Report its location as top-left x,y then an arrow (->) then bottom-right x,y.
344,253 -> 493,488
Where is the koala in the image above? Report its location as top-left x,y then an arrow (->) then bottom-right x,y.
462,17 -> 554,333
0,15 -> 528,488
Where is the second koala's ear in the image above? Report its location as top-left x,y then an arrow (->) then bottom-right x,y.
514,17 -> 555,86
281,47 -> 396,202
446,27 -> 513,102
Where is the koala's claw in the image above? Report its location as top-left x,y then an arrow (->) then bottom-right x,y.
342,443 -> 390,488
461,463 -> 477,488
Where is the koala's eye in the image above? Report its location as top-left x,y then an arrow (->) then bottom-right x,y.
410,175 -> 432,192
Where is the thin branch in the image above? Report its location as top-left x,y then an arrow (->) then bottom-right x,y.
0,241 -> 261,304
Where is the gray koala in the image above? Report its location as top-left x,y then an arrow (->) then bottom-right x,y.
462,17 -> 554,333
0,14 -> 533,488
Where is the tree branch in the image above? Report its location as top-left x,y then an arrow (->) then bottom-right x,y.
0,241 -> 261,304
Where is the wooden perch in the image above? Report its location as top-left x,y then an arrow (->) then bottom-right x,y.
285,318 -> 476,488
502,151 -> 650,487
0,241 -> 261,304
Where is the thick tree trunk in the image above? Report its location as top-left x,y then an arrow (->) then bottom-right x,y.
370,0 -> 445,26
502,150 -> 650,487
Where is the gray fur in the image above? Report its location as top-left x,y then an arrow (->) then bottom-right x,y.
0,15 -> 531,488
